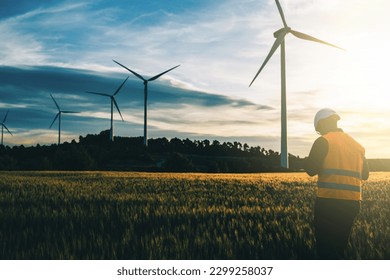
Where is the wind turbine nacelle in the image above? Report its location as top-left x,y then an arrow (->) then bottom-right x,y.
273,27 -> 290,38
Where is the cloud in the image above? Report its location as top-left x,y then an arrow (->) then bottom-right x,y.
0,1 -> 92,66
0,65 -> 273,147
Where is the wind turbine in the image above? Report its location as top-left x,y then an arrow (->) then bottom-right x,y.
49,94 -> 79,145
1,110 -> 13,146
86,76 -> 129,141
113,60 -> 180,146
249,0 -> 343,169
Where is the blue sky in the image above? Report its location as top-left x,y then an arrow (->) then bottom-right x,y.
1,0 -> 390,158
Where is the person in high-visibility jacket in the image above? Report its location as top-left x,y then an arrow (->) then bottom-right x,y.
305,108 -> 369,259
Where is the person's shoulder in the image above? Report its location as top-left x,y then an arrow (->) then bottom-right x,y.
313,136 -> 328,146
340,130 -> 364,146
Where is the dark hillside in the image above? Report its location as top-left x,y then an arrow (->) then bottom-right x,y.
0,130 -> 387,172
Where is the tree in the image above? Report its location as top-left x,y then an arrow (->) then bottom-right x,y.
163,152 -> 196,172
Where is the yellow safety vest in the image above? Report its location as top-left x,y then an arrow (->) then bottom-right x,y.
317,131 -> 365,201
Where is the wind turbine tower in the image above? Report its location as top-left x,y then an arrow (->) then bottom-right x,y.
86,76 -> 129,141
113,60 -> 180,147
49,94 -> 79,145
1,110 -> 13,146
249,0 -> 343,168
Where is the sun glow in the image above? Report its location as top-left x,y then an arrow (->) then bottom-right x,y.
271,0 -> 390,158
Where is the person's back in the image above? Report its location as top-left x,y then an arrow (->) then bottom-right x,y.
318,131 -> 365,201
305,108 -> 369,259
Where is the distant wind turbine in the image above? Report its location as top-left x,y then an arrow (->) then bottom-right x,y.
249,0 -> 343,168
1,110 -> 13,146
49,94 -> 79,145
113,60 -> 180,146
86,76 -> 129,141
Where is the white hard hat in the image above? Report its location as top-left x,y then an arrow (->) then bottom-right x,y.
314,108 -> 340,130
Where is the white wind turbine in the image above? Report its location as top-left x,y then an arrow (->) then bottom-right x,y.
113,60 -> 180,147
49,94 -> 79,145
249,0 -> 343,169
86,76 -> 129,141
1,110 -> 13,146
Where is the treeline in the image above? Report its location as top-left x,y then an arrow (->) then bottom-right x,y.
0,130 -> 306,172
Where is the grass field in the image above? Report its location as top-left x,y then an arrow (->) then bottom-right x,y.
0,171 -> 388,260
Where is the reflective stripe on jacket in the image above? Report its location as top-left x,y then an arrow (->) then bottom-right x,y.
317,131 -> 365,201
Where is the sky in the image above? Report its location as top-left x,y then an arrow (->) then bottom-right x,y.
1,0 -> 389,159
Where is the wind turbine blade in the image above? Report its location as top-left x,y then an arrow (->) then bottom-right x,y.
112,98 -> 124,121
249,34 -> 285,87
113,60 -> 146,81
148,65 -> 180,82
50,94 -> 60,111
3,109 -> 9,123
113,76 -> 129,96
85,91 -> 111,97
49,113 -> 59,128
275,0 -> 288,28
290,29 -> 345,50
3,124 -> 12,136
61,111 -> 79,114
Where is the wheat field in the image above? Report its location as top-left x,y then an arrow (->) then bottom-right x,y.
0,171 -> 388,259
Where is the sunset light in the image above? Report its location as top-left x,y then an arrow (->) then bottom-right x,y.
1,0 -> 389,158
0,0 -> 388,273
